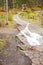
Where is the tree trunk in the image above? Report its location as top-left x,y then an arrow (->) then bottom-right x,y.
6,0 -> 8,24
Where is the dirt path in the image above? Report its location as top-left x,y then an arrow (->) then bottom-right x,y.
13,13 -> 28,27
0,28 -> 32,65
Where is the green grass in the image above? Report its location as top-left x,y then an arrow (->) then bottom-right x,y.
19,10 -> 36,23
1,13 -> 13,21
0,8 -> 21,28
19,11 -> 29,19
0,12 -> 16,28
0,39 -> 6,50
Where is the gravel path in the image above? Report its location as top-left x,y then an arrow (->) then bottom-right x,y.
13,13 -> 28,27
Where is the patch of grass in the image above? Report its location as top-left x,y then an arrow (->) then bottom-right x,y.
19,10 -> 36,23
2,50 -> 11,57
0,39 -> 6,50
8,13 -> 13,21
40,24 -> 43,28
0,8 -> 21,28
5,35 -> 10,39
0,12 -> 16,28
19,9 -> 43,28
19,11 -> 29,19
31,7 -> 42,11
